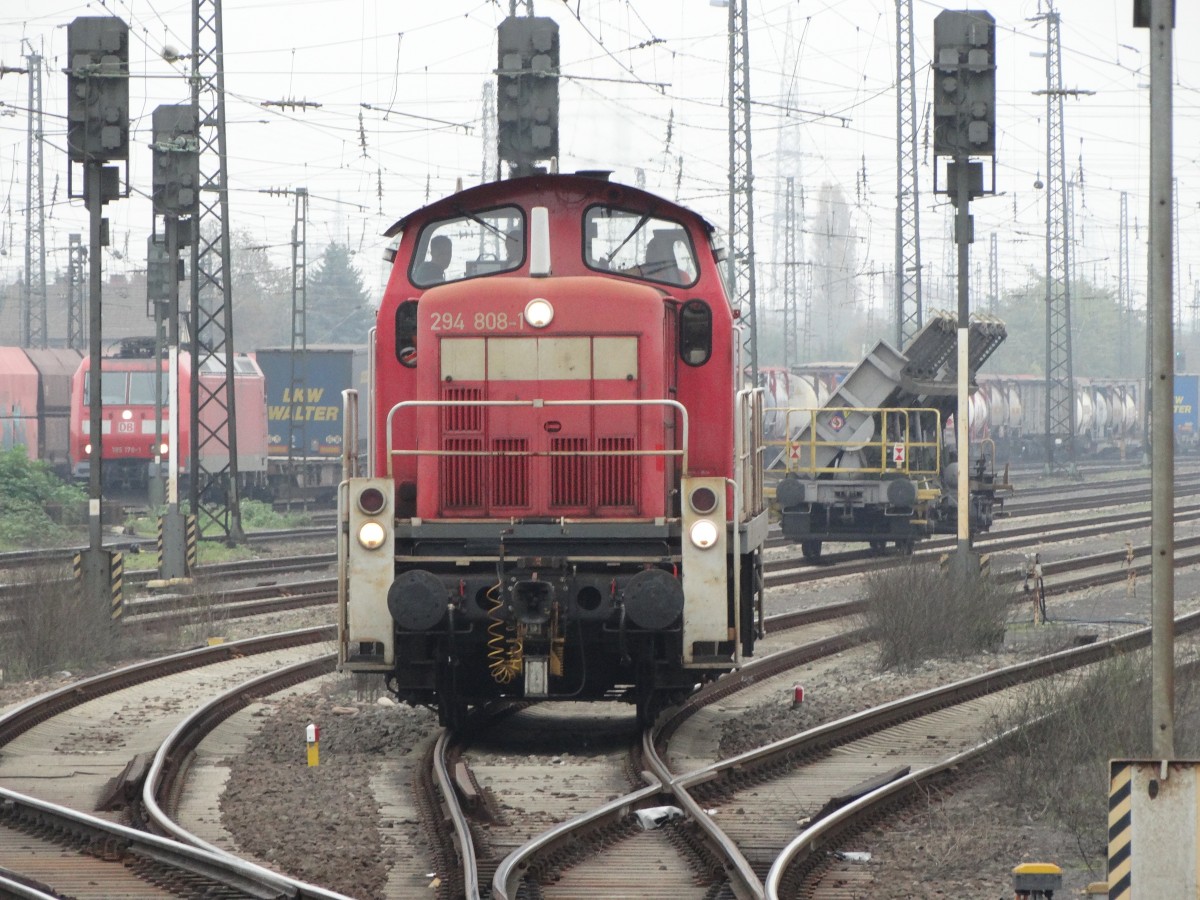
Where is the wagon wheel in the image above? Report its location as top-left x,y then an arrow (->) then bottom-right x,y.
895,538 -> 915,556
868,540 -> 887,555
800,540 -> 822,562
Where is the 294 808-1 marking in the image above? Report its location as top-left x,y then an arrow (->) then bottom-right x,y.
430,311 -> 525,331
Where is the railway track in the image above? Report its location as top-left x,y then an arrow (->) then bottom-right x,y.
481,615 -> 1200,899
1,480 -> 1196,897
0,627 -> 346,899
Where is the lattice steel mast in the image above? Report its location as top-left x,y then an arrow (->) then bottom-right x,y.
988,231 -> 998,315
726,0 -> 758,381
894,0 -> 922,349
783,176 -> 798,369
1119,190 -> 1130,374
67,233 -> 86,349
480,81 -> 497,184
1034,8 -> 1085,472
287,188 -> 309,490
191,0 -> 243,540
22,48 -> 46,348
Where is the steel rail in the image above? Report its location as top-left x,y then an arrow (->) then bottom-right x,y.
140,653 -> 351,900
0,626 -> 334,747
1,785 -> 314,898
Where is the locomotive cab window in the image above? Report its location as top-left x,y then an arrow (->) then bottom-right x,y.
584,206 -> 698,288
409,205 -> 525,287
83,372 -> 131,405
679,300 -> 712,366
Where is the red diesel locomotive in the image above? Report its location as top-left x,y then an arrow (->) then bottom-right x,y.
338,172 -> 768,726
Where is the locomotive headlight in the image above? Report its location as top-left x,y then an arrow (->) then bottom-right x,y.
159,442 -> 169,455
524,298 -> 554,328
357,520 -> 387,550
121,409 -> 132,420
84,442 -> 93,455
689,518 -> 720,549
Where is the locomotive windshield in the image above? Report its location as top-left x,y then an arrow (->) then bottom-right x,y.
83,372 -> 166,405
584,205 -> 698,288
410,205 -> 525,287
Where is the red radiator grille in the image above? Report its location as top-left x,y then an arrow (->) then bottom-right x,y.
440,437 -> 483,509
491,437 -> 529,507
440,386 -> 483,432
597,436 -> 637,508
550,437 -> 589,508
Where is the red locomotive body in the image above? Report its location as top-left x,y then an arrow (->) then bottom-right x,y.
339,173 -> 767,725
69,341 -> 268,493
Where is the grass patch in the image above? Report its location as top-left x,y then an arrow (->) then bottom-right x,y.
239,499 -> 314,531
0,448 -> 88,551
992,650 -> 1200,868
1,564 -> 127,679
862,560 -> 1011,670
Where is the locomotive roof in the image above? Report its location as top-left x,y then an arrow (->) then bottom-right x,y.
384,172 -> 715,239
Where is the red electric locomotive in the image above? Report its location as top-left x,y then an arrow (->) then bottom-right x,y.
338,172 -> 768,726
69,338 -> 268,495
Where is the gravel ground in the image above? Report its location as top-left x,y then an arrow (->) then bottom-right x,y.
219,679 -> 437,899
4,525 -> 1198,899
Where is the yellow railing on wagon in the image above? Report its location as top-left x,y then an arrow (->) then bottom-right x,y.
773,406 -> 942,478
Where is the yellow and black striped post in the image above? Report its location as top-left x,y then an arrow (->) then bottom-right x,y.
74,548 -> 123,623
186,514 -> 198,571
109,551 -> 124,621
1108,761 -> 1132,899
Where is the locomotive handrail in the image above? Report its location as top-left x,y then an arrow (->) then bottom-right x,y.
735,386 -> 766,521
341,388 -> 359,481
778,406 -> 941,478
383,397 -> 690,475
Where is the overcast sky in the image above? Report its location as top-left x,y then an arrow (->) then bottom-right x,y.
0,1 -> 1192,342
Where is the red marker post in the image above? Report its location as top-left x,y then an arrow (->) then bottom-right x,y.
792,684 -> 804,707
306,722 -> 320,767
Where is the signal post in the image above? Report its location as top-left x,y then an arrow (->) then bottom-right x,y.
66,17 -> 130,613
931,9 -> 996,573
150,104 -> 200,581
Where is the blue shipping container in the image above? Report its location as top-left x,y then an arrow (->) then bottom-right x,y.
1175,373 -> 1200,439
255,346 -> 367,457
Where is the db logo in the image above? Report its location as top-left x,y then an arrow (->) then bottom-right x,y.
117,421 -> 135,433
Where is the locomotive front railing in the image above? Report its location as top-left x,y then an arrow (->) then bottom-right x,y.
384,398 -> 690,476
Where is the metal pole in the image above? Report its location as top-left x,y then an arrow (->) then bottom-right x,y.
1148,0 -> 1174,760
160,213 -> 188,580
80,161 -> 116,614
954,159 -> 972,565
86,161 -> 103,555
150,297 -> 165,507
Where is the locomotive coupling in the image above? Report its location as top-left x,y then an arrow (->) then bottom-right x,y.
510,578 -> 555,626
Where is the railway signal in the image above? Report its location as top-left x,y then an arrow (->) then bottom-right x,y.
932,10 -> 996,574
932,12 -> 995,159
66,16 -> 130,618
151,103 -> 200,581
66,17 -> 129,163
496,16 -> 559,177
